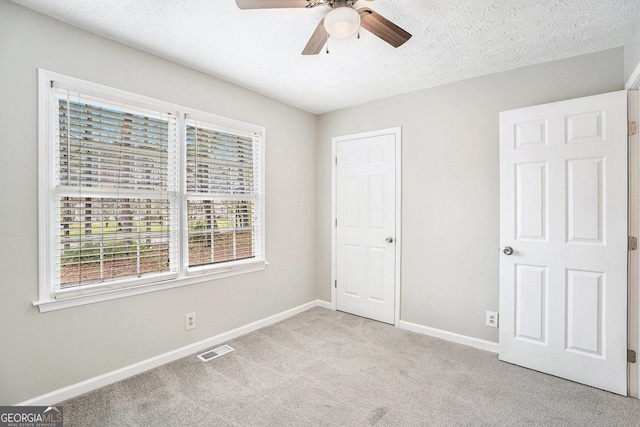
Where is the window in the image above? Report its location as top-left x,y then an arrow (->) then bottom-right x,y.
185,119 -> 262,269
37,70 -> 265,311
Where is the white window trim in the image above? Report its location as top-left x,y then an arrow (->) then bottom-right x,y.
34,69 -> 266,313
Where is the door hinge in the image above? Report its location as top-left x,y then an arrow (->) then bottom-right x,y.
629,349 -> 637,364
334,280 -> 337,288
629,236 -> 638,251
335,156 -> 338,165
630,121 -> 638,136
335,218 -> 337,227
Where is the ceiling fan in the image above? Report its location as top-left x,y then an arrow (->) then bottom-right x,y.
235,0 -> 412,55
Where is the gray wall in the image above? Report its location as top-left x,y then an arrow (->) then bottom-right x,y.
625,12 -> 640,84
0,1 -> 317,405
316,48 -> 625,343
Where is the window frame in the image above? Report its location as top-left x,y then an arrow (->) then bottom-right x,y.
182,111 -> 265,277
35,69 -> 266,312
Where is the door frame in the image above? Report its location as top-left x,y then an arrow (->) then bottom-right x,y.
331,127 -> 402,325
627,69 -> 640,398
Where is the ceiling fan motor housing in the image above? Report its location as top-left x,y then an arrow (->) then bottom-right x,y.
331,0 -> 357,7
306,0 -> 357,8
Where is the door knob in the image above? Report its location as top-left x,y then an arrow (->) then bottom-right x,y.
385,237 -> 394,243
503,246 -> 513,256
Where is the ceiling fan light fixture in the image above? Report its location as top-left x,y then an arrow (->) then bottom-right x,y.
324,6 -> 361,39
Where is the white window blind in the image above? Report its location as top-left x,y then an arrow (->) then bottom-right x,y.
185,119 -> 262,268
53,88 -> 178,291
37,71 -> 266,310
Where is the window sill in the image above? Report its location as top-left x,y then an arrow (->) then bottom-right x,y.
33,260 -> 267,313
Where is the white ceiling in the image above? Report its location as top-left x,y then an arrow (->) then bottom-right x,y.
10,0 -> 640,114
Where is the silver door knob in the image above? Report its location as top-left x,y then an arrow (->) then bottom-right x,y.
503,246 -> 513,256
385,237 -> 394,243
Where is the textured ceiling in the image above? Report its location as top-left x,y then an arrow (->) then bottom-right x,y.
9,0 -> 640,114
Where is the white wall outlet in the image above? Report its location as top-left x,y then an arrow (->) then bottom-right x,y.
185,312 -> 196,330
486,311 -> 499,328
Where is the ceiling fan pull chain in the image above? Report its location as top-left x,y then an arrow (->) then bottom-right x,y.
357,30 -> 360,39
326,37 -> 330,54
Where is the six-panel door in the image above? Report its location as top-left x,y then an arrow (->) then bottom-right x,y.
336,133 -> 396,324
499,91 -> 628,395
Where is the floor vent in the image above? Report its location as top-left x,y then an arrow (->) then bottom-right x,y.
197,345 -> 235,362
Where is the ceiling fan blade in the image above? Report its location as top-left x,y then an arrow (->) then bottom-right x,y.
302,18 -> 328,55
236,0 -> 308,9
358,7 -> 412,48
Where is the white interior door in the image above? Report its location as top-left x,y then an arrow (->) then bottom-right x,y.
336,132 -> 396,324
499,91 -> 628,395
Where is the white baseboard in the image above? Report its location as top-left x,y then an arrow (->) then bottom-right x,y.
18,302 -> 498,405
396,320 -> 499,353
18,300 -> 325,406
316,300 -> 333,310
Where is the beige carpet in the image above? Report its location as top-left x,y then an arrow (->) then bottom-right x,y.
60,307 -> 640,426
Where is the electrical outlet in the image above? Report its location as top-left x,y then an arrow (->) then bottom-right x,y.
486,311 -> 499,328
185,312 -> 196,330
